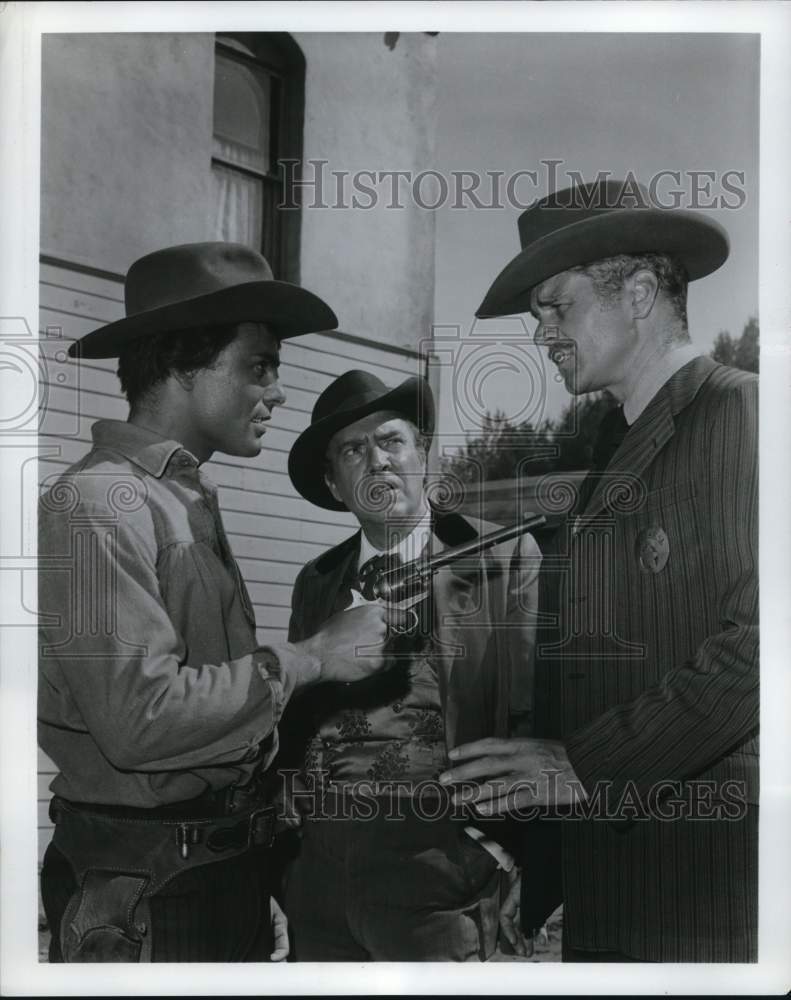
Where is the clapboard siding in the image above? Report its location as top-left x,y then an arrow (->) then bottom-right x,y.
37,258 -> 422,855
41,421 -> 293,477
39,337 -> 322,418
41,262 -> 126,303
38,456 -> 352,529
41,398 -> 302,461
43,377 -> 317,436
39,452 -> 300,500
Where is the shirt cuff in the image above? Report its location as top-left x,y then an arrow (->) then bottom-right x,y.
255,643 -> 321,703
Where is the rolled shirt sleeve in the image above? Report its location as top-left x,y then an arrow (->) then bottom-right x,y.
255,642 -> 321,707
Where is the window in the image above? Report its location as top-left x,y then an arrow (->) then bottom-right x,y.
211,33 -> 304,281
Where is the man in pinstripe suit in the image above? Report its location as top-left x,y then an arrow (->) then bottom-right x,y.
440,180 -> 758,961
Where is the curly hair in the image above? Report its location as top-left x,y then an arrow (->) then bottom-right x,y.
117,324 -> 241,408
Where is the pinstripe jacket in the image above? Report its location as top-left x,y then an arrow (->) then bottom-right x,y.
534,356 -> 758,961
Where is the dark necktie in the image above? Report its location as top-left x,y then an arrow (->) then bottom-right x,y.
576,405 -> 629,514
591,405 -> 629,473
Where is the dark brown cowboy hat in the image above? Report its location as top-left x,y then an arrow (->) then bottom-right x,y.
288,370 -> 435,511
68,242 -> 338,358
476,179 -> 730,318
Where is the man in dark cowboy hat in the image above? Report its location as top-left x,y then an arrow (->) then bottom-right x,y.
38,242 -> 394,962
278,370 -> 542,960
440,179 -> 758,962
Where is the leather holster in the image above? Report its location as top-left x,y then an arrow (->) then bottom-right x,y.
50,795 -> 275,962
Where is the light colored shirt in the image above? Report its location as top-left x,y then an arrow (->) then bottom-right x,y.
357,510 -> 432,570
38,419 -> 313,807
623,344 -> 702,425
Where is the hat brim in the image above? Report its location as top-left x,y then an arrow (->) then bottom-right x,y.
289,377 -> 434,511
69,280 -> 338,358
476,209 -> 730,318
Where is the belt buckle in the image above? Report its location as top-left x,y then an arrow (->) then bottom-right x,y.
249,807 -> 275,849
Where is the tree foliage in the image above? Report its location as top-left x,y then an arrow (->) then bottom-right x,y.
443,412 -> 556,484
711,316 -> 759,373
443,318 -> 759,483
442,396 -> 618,484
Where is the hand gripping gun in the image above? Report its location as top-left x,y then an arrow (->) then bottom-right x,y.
348,512 -> 546,633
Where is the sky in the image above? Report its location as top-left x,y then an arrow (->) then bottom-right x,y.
432,32 -> 759,438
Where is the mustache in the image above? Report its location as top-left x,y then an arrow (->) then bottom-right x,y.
354,475 -> 403,511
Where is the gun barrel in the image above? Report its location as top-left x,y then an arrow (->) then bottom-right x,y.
427,512 -> 546,572
373,512 -> 546,603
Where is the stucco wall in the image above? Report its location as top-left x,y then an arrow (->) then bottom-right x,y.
295,32 -> 438,352
41,33 -> 215,272
40,31 -> 437,354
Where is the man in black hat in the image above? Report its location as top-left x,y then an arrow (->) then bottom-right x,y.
38,243 -> 393,962
440,180 -> 758,962
279,370 -> 541,961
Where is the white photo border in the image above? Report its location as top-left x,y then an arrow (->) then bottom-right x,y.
1,1 -> 789,994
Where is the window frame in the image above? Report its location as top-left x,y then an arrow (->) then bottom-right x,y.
212,32 -> 305,282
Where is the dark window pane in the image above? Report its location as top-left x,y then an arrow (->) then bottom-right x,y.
213,51 -> 270,172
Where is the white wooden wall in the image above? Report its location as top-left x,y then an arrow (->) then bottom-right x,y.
37,257 -> 424,860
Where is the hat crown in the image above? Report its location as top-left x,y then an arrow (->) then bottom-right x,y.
477,177 -> 729,319
518,179 -> 652,248
311,370 -> 391,425
125,242 -> 275,317
289,372 -> 434,510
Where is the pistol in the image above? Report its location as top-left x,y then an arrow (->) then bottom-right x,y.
348,512 -> 546,633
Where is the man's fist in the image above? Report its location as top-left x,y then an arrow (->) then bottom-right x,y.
304,603 -> 389,683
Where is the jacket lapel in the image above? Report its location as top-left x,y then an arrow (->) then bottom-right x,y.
303,530 -> 361,634
574,356 -> 717,531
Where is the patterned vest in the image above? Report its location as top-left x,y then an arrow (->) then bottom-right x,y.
302,552 -> 446,793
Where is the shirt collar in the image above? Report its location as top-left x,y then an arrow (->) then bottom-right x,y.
90,419 -> 199,478
622,344 -> 702,425
358,509 -> 432,570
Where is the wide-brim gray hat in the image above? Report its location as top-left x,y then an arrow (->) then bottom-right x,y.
476,179 -> 730,318
289,370 -> 435,511
69,242 -> 338,358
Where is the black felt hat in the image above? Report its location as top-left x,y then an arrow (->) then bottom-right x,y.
476,179 -> 730,318
68,242 -> 338,358
288,370 -> 435,511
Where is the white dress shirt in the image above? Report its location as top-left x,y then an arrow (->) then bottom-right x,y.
357,509 -> 433,570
